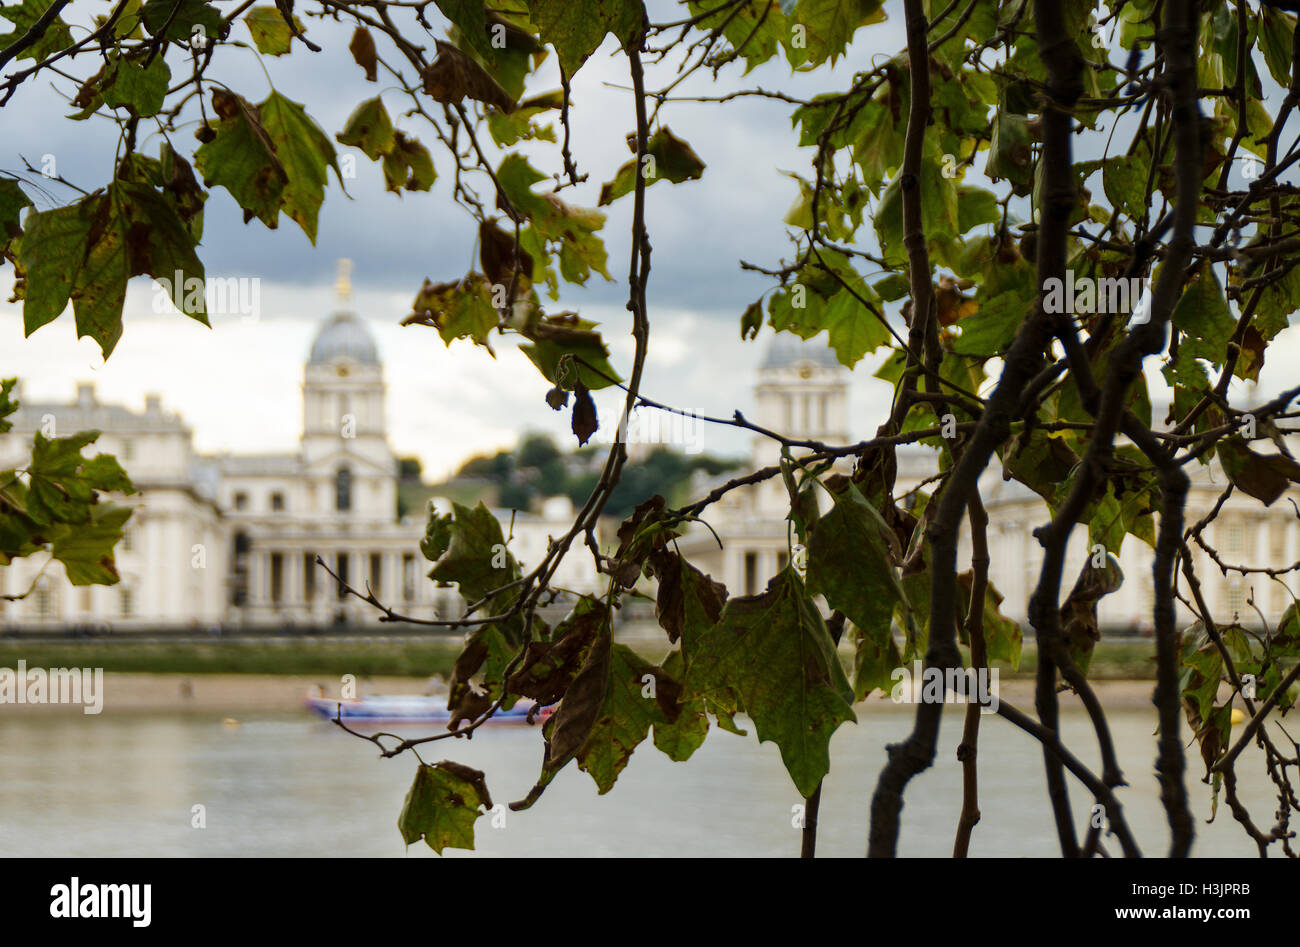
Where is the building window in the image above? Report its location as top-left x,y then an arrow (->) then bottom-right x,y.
270,553 -> 284,604
369,553 -> 382,593
33,585 -> 55,620
744,551 -> 758,596
120,526 -> 132,551
1224,521 -> 1245,555
1224,579 -> 1245,619
304,552 -> 317,601
120,438 -> 133,460
271,492 -> 285,512
231,532 -> 251,607
402,553 -> 416,601
336,467 -> 352,512
234,492 -> 249,511
335,553 -> 349,600
120,588 -> 133,619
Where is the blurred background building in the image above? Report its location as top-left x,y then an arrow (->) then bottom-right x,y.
0,264 -> 599,632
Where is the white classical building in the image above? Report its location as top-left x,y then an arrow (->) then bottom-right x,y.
0,267 -> 600,632
677,335 -> 1300,634
676,335 -> 853,595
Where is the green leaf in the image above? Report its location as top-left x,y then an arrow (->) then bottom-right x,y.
1218,436 -> 1300,506
243,5 -> 296,55
433,0 -> 493,57
0,0 -> 72,61
498,154 -> 610,286
258,92 -> 340,243
1171,262 -> 1234,368
0,377 -> 17,434
686,0 -> 787,72
688,567 -> 856,796
407,274 -> 497,346
397,761 -> 492,854
336,97 -> 396,161
956,185 -> 999,234
16,202 -> 88,337
18,180 -> 207,356
792,0 -> 886,66
382,132 -> 436,193
525,0 -> 646,77
139,0 -> 220,42
51,503 -> 132,585
647,549 -> 745,733
952,291 -> 1029,358
576,642 -> 683,792
100,53 -> 170,117
194,91 -> 287,230
652,650 -> 710,760
427,501 -> 519,602
519,313 -> 621,390
598,127 -> 706,205
986,111 -> 1034,197
820,288 -> 889,367
806,483 -> 907,635
0,177 -> 31,243
1102,154 -> 1148,222
1259,8 -> 1297,88
873,137 -> 960,259
486,99 -> 559,147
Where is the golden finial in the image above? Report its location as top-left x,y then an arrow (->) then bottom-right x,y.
335,258 -> 353,304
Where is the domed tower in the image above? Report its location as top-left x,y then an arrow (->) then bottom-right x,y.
302,259 -> 396,521
752,335 -> 850,467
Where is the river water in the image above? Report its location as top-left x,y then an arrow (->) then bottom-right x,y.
0,703 -> 1278,857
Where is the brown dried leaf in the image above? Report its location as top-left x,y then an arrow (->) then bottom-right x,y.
421,40 -> 516,113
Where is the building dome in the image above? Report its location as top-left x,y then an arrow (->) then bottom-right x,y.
760,333 -> 842,371
309,311 -> 378,365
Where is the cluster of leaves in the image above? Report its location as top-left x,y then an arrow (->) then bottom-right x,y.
0,379 -> 135,588
8,0 -> 1300,858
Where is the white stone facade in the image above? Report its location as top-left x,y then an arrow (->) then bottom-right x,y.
678,336 -> 1300,634
0,295 -> 601,632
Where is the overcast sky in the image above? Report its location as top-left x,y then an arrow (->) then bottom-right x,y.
0,2 -> 1292,479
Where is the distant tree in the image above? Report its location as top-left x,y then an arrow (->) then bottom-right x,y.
515,433 -> 560,471
7,0 -> 1300,860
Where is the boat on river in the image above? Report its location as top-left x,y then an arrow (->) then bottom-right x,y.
304,692 -> 550,724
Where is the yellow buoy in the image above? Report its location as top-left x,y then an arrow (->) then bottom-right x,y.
222,717 -> 240,728
1230,707 -> 1245,726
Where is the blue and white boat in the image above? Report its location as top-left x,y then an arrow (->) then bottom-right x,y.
304,692 -> 550,725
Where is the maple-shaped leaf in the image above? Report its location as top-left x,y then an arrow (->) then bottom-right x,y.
688,567 -> 856,796
526,0 -> 646,77
397,761 -> 492,854
194,90 -> 287,230
258,91 -> 341,243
